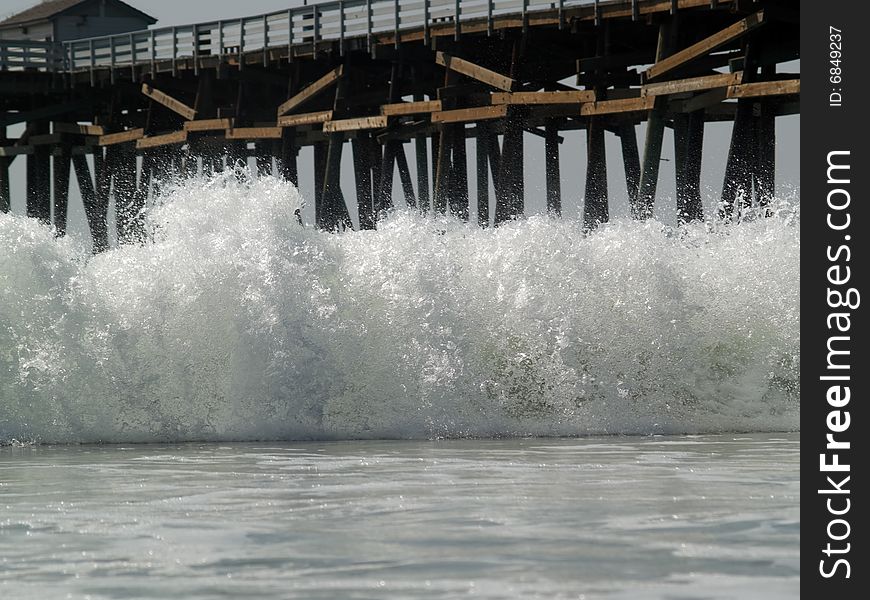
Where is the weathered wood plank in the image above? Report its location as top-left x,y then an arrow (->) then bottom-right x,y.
435,52 -> 517,92
184,118 -> 233,132
277,110 -> 334,128
276,65 -> 344,117
0,145 -> 35,157
645,11 -> 766,81
29,133 -> 64,146
136,130 -> 188,149
642,71 -> 743,97
727,79 -> 800,98
225,127 -> 283,140
432,105 -> 509,124
141,83 -> 197,120
679,87 -> 729,113
98,128 -> 144,146
381,100 -> 443,116
53,123 -> 105,136
491,90 -> 596,105
580,96 -> 655,116
323,115 -> 388,133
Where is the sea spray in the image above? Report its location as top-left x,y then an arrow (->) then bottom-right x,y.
0,171 -> 799,443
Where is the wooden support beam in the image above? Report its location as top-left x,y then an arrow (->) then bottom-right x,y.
136,131 -> 188,149
277,110 -> 334,128
476,123 -> 491,226
642,71 -> 743,97
584,118 -> 608,228
52,145 -> 72,235
618,123 -> 641,209
720,102 -> 754,219
184,118 -> 233,132
381,100 -> 443,116
114,149 -> 140,243
29,133 -> 64,146
673,113 -> 690,223
26,122 -> 51,224
727,79 -> 800,99
225,127 -> 282,140
491,90 -> 596,105
323,116 -> 388,133
0,100 -> 91,127
433,105 -> 509,124
449,125 -> 468,219
645,11 -> 766,81
277,65 -> 344,117
680,87 -> 728,113
494,118 -> 524,224
545,119 -> 561,216
0,146 -> 34,158
580,96 -> 655,116
72,153 -> 106,252
0,128 -> 9,211
98,128 -> 145,146
435,52 -> 518,92
636,22 -> 677,219
141,83 -> 197,120
433,126 -> 453,214
683,110 -> 705,222
755,99 -> 776,207
415,125 -> 430,213
53,123 -> 105,136
353,137 -> 375,229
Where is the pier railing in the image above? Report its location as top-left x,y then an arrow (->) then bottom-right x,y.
1,0 -> 603,73
0,39 -> 66,71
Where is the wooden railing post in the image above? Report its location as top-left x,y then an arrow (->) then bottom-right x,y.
339,1 -> 346,56
424,0 -> 430,45
262,14 -> 269,67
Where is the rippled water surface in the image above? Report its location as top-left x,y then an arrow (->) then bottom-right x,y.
0,434 -> 799,599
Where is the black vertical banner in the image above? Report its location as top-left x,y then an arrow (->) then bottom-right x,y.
802,0 -> 868,596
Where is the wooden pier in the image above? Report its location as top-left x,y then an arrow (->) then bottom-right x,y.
0,0 -> 799,247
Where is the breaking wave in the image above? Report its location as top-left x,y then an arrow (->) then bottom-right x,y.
0,171 -> 799,443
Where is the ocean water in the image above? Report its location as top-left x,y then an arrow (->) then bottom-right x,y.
0,435 -> 799,599
0,172 -> 799,444
0,173 -> 799,597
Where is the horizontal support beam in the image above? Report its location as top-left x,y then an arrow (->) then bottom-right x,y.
278,110 -> 334,127
642,71 -> 743,97
99,128 -> 144,146
225,127 -> 283,140
277,65 -> 344,117
136,130 -> 188,149
727,79 -> 800,98
381,100 -> 443,116
645,10 -> 766,81
432,105 -> 509,124
53,123 -> 104,136
29,132 -> 64,145
323,115 -> 388,133
0,145 -> 34,157
491,90 -> 596,105
580,96 -> 656,116
435,52 -> 517,92
141,83 -> 197,120
184,118 -> 234,132
0,100 -> 91,127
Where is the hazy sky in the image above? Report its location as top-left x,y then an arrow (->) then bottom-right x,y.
3,0 -> 799,246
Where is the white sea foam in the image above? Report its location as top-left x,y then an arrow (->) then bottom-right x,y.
0,171 -> 799,443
